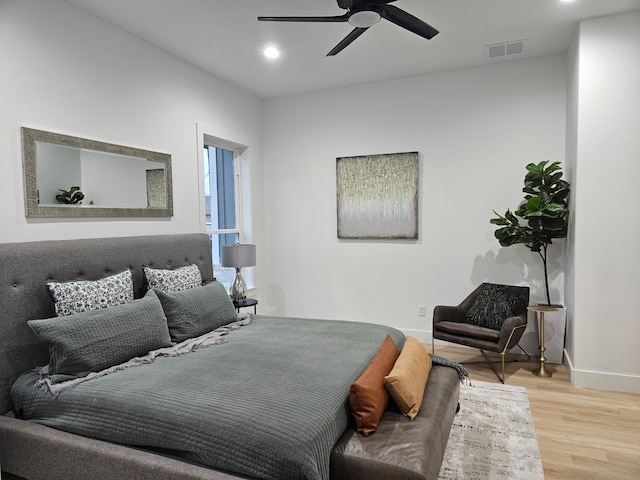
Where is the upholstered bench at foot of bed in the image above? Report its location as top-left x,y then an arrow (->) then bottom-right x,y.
330,366 -> 461,480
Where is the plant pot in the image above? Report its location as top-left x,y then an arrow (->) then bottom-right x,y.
514,306 -> 566,364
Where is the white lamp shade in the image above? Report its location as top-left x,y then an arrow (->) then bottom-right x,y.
220,244 -> 256,268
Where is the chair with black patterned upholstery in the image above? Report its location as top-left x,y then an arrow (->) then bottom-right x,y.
432,283 -> 530,383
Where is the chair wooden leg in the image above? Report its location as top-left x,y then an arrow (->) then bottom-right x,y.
501,352 -> 506,384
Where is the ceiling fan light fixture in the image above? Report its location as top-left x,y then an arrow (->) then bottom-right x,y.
348,10 -> 381,28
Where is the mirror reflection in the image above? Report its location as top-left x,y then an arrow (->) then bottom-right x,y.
36,142 -> 167,208
22,127 -> 173,218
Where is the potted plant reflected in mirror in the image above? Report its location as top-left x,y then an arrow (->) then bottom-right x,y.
55,186 -> 84,205
490,161 -> 570,364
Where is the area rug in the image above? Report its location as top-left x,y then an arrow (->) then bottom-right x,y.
438,381 -> 544,479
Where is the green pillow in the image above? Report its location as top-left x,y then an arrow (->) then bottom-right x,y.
28,290 -> 172,383
155,281 -> 238,343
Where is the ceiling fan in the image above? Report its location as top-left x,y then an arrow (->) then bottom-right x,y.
258,0 -> 439,56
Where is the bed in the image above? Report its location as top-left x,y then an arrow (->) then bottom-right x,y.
0,233 -> 460,480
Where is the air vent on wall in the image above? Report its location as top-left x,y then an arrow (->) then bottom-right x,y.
485,39 -> 526,60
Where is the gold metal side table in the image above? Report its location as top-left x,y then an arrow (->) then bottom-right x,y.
528,305 -> 560,378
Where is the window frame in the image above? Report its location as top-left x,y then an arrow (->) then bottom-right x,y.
196,123 -> 253,289
203,143 -> 242,240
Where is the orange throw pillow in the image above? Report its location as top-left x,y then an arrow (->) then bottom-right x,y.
384,336 -> 432,420
348,335 -> 401,436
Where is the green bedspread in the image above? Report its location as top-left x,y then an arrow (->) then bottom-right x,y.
12,316 -> 405,480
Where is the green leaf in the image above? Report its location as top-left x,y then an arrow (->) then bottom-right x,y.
525,162 -> 542,174
544,203 -> 567,213
543,161 -> 561,174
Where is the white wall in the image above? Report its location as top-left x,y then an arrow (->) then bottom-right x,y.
262,56 -> 568,340
567,11 -> 640,393
0,0 -> 264,247
564,30 -> 580,370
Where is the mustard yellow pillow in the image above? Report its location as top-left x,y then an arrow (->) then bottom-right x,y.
384,336 -> 432,420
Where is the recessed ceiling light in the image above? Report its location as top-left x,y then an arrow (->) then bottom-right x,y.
264,45 -> 280,59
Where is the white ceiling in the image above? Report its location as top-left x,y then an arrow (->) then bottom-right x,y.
63,0 -> 640,98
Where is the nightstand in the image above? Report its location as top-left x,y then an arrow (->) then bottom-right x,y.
233,298 -> 258,314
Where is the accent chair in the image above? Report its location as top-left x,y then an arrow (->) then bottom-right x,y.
432,283 -> 530,383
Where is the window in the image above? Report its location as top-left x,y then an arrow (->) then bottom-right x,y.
197,124 -> 251,290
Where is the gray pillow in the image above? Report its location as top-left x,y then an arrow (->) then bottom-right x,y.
47,268 -> 134,317
155,281 -> 238,343
143,264 -> 202,293
28,290 -> 172,383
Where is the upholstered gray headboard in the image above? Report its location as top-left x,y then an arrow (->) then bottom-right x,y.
0,233 -> 214,415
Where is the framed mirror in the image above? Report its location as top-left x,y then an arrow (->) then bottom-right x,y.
22,127 -> 173,218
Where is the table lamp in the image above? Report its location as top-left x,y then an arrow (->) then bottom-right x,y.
220,243 -> 256,302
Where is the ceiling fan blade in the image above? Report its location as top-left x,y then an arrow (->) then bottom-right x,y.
361,0 -> 397,6
258,14 -> 348,23
339,0 -> 393,7
327,27 -> 368,56
379,5 -> 439,40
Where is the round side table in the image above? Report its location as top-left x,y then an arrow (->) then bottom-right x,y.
233,298 -> 258,314
527,305 -> 560,378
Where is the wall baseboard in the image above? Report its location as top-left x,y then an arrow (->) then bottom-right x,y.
410,331 -> 640,394
565,351 -> 640,394
402,329 -> 468,352
400,328 -> 431,344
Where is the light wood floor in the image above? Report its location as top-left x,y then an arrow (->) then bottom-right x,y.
433,344 -> 640,480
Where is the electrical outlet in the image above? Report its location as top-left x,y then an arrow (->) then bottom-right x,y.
417,305 -> 427,317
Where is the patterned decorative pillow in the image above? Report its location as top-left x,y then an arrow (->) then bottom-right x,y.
143,264 -> 202,293
464,284 -> 528,330
47,268 -> 134,317
28,290 -> 172,383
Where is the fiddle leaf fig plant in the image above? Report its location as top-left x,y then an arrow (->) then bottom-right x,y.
55,186 -> 84,205
490,161 -> 570,305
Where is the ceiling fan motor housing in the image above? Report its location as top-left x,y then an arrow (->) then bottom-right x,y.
338,0 -> 355,9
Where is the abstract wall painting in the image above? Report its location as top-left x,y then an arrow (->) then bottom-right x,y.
336,152 -> 419,239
